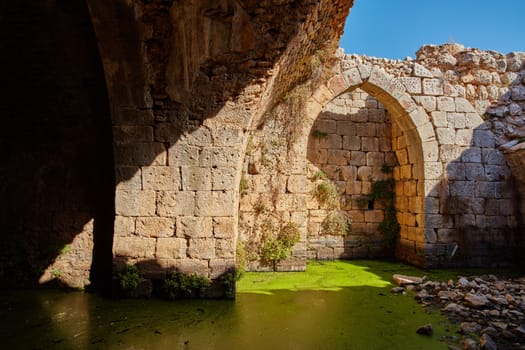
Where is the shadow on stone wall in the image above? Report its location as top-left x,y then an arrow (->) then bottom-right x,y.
0,0 -> 115,290
427,123 -> 520,267
0,0 -> 352,289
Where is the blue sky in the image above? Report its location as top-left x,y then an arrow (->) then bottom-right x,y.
340,0 -> 525,59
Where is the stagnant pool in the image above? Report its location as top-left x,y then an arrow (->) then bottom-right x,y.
0,260 -> 459,349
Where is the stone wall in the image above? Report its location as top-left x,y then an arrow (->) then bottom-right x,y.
88,0 -> 352,291
239,44 -> 523,270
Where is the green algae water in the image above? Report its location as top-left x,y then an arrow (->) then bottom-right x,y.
0,260 -> 456,349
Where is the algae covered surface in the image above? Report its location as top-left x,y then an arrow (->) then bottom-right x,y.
0,260 -> 457,349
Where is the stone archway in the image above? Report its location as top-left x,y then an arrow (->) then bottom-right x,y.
302,64 -> 438,266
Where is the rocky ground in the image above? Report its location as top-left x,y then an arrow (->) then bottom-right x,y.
392,274 -> 525,350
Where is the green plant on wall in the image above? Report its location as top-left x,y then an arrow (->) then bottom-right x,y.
236,240 -> 247,274
118,264 -> 143,291
321,210 -> 352,236
239,176 -> 249,196
312,130 -> 328,138
314,181 -> 340,209
261,222 -> 300,271
365,164 -> 400,249
162,272 -> 211,300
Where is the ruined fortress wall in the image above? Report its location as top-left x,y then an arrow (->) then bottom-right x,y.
88,0 -> 352,289
239,44 -> 524,270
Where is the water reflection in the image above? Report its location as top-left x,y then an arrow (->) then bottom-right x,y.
0,261 -> 452,350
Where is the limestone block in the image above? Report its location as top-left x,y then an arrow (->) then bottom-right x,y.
328,74 -> 349,96
437,97 -> 455,112
361,137 -> 379,152
357,63 -> 373,80
422,78 -> 443,96
472,129 -> 495,148
115,166 -> 142,191
187,238 -> 215,259
418,123 -> 436,142
335,120 -> 355,136
455,129 -> 473,146
400,164 -> 412,179
136,217 -> 176,237
483,149 -> 507,165
342,67 -> 363,87
449,181 -> 475,197
114,143 -> 166,166
454,98 -> 476,113
180,127 -> 212,147
356,123 -> 376,137
425,197 -> 440,214
349,151 -> 366,165
403,181 -> 418,197
209,259 -> 235,279
346,181 -> 361,195
213,217 -> 235,238
368,66 -> 394,92
114,216 -> 136,237
351,109 -> 369,122
212,167 -> 236,191
287,175 -> 307,193
357,166 -> 372,181
413,63 -> 433,78
361,181 -> 372,194
315,119 -> 337,134
252,174 -> 271,193
179,216 -> 213,238
199,147 -> 242,168
343,135 -> 360,150
369,109 -> 386,123
416,96 -> 436,112
177,259 -> 210,277
169,144 -> 200,167
212,126 -> 243,147
399,77 -> 422,94
366,152 -> 384,166
113,125 -> 153,143
365,210 -> 384,223
143,166 -> 180,190
425,214 -> 444,229
154,123 -> 180,143
215,239 -> 235,259
275,194 -> 307,211
365,98 -> 378,109
430,111 -> 447,128
114,236 -> 156,259
422,140 -> 439,162
157,191 -> 196,216
182,166 -> 212,191
461,147 -> 482,163
195,191 -> 235,216
423,162 -> 442,180
312,84 -> 333,105
485,165 -> 510,181
327,149 -> 349,166
436,128 -> 455,145
156,237 -> 186,259
447,112 -> 468,129
115,189 -> 156,216
408,106 -> 430,127
320,134 -> 342,149
440,144 -> 465,162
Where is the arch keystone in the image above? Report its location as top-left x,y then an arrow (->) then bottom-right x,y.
342,67 -> 362,87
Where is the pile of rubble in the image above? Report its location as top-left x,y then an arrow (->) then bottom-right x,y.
392,274 -> 525,350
